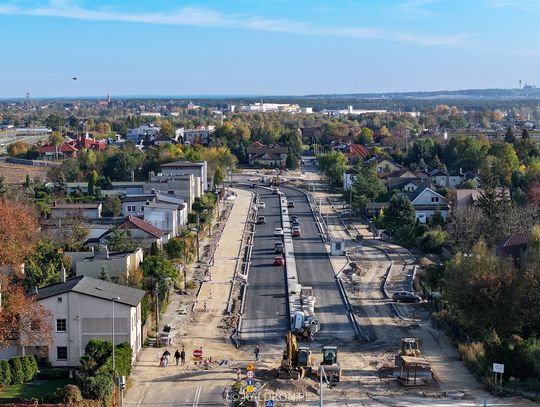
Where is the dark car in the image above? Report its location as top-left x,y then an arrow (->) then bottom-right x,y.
274,242 -> 284,254
290,215 -> 298,223
288,201 -> 295,208
256,216 -> 266,224
250,183 -> 257,188
392,291 -> 422,303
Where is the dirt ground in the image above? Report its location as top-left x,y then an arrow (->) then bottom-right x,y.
0,162 -> 49,184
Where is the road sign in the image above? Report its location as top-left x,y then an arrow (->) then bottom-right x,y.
192,349 -> 202,358
493,363 -> 504,374
266,401 -> 274,407
246,362 -> 255,371
246,370 -> 255,379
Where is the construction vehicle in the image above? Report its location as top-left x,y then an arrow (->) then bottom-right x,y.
292,286 -> 320,341
278,331 -> 314,379
271,176 -> 281,186
318,346 -> 342,383
393,338 -> 433,385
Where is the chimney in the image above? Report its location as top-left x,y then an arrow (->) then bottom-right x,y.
60,263 -> 66,283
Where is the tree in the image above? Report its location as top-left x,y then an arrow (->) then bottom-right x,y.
0,176 -> 6,197
106,228 -> 135,252
158,120 -> 175,137
24,241 -> 70,290
87,170 -> 99,196
45,114 -> 64,131
504,127 -> 515,143
522,128 -> 530,140
103,151 -> 139,181
142,255 -> 177,283
317,151 -> 348,188
213,166 -> 224,188
0,199 -> 38,266
382,194 -> 416,235
358,127 -> 374,145
349,163 -> 386,213
7,141 -> 29,157
102,196 -> 122,217
48,131 -> 64,146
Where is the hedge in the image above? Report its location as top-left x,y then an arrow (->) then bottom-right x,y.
9,357 -> 24,384
38,368 -> 70,380
21,355 -> 38,382
0,360 -> 11,386
96,343 -> 132,378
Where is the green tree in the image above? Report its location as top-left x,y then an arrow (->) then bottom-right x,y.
102,196 -> 122,217
103,151 -> 139,181
142,255 -> 177,282
24,241 -> 70,290
358,127 -> 374,145
522,128 -> 530,140
159,120 -> 175,137
213,166 -> 224,188
87,170 -> 99,196
45,114 -> 64,131
106,228 -> 135,252
504,127 -> 515,143
48,131 -> 64,146
348,163 -> 386,213
317,151 -> 348,188
382,194 -> 417,235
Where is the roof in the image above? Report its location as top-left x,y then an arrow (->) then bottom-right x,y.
160,160 -> 205,168
120,216 -> 164,238
37,143 -> 78,153
246,142 -> 288,154
36,275 -> 146,307
403,186 -> 444,203
497,232 -> 530,258
121,194 -> 155,203
52,203 -> 101,209
344,144 -> 369,159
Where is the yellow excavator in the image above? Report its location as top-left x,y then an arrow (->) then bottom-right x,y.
279,331 -> 313,379
393,338 -> 433,385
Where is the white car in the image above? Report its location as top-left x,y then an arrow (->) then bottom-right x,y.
274,227 -> 284,236
258,202 -> 266,208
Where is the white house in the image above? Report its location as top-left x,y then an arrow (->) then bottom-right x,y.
429,169 -> 465,188
183,126 -> 214,146
143,201 -> 187,237
401,187 -> 449,224
36,274 -> 146,367
159,161 -> 208,192
50,203 -> 102,220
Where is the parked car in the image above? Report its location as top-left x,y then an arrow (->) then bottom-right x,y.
256,216 -> 266,225
290,215 -> 298,223
292,220 -> 300,227
292,226 -> 301,237
250,183 -> 257,188
274,242 -> 284,254
274,227 -> 284,236
258,202 -> 266,208
392,291 -> 422,303
273,256 -> 285,266
288,201 -> 295,208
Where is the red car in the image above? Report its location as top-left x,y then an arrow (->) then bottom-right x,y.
292,226 -> 301,237
273,256 -> 285,266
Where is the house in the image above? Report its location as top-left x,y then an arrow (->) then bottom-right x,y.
126,125 -> 160,144
429,169 -> 465,188
99,215 -> 170,249
401,187 -> 449,224
50,202 -> 102,220
379,168 -> 421,187
68,134 -> 107,151
183,126 -> 214,146
121,194 -> 156,217
496,233 -> 530,258
143,200 -> 186,237
36,273 -> 145,367
67,246 -> 144,282
37,143 -> 78,160
159,160 -> 208,193
247,141 -> 289,167
453,188 -> 510,209
153,134 -> 176,147
388,178 -> 431,193
145,174 -> 198,210
343,144 -> 369,162
368,157 -> 403,174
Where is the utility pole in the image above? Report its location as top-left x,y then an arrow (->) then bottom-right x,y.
196,213 -> 200,263
183,235 -> 188,291
349,187 -> 352,222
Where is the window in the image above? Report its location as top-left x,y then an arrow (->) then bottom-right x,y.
56,319 -> 67,332
140,206 -> 145,212
431,196 -> 439,203
56,347 -> 67,360
57,297 -> 62,303
127,205 -> 136,212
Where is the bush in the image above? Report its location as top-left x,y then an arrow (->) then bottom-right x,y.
96,343 -> 132,377
58,384 -> 83,404
38,368 -> 70,380
458,342 -> 487,376
417,228 -> 448,253
0,360 -> 12,386
21,355 -> 37,382
9,357 -> 24,384
80,373 -> 113,401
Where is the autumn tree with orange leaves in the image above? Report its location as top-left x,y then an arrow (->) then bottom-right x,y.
0,199 -> 52,347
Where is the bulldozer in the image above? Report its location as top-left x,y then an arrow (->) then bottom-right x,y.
393,338 -> 433,385
278,331 -> 314,379
317,346 -> 342,384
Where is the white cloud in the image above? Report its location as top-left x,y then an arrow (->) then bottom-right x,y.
0,0 -> 472,48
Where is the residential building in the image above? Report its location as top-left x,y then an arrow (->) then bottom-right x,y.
36,274 -> 145,367
321,106 -> 387,116
37,143 -> 78,160
246,141 -> 288,167
67,246 -> 144,281
388,177 -> 431,193
50,202 -> 102,220
367,157 -> 403,174
152,134 -> 176,147
95,216 -> 170,249
401,187 -> 449,224
159,160 -> 208,193
68,134 -> 107,151
342,144 -> 369,162
429,169 -> 465,188
496,233 -> 530,258
126,125 -> 160,144
143,200 -> 186,237
240,102 -> 311,113
183,126 -> 214,146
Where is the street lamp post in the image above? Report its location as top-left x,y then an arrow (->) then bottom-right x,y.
183,234 -> 188,292
195,213 -> 200,263
111,296 -> 120,407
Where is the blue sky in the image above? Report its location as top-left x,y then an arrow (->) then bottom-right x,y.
0,0 -> 539,97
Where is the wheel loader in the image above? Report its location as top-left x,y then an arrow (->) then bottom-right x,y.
317,346 -> 342,384
393,338 -> 433,385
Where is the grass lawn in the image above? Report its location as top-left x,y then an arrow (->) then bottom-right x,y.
0,379 -> 72,400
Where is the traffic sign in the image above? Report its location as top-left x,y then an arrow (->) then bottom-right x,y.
246,362 -> 255,371
266,401 -> 274,407
192,349 -> 202,358
493,363 -> 504,373
246,385 -> 254,393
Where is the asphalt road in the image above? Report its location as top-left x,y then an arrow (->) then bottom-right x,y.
240,187 -> 289,345
281,185 -> 356,342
